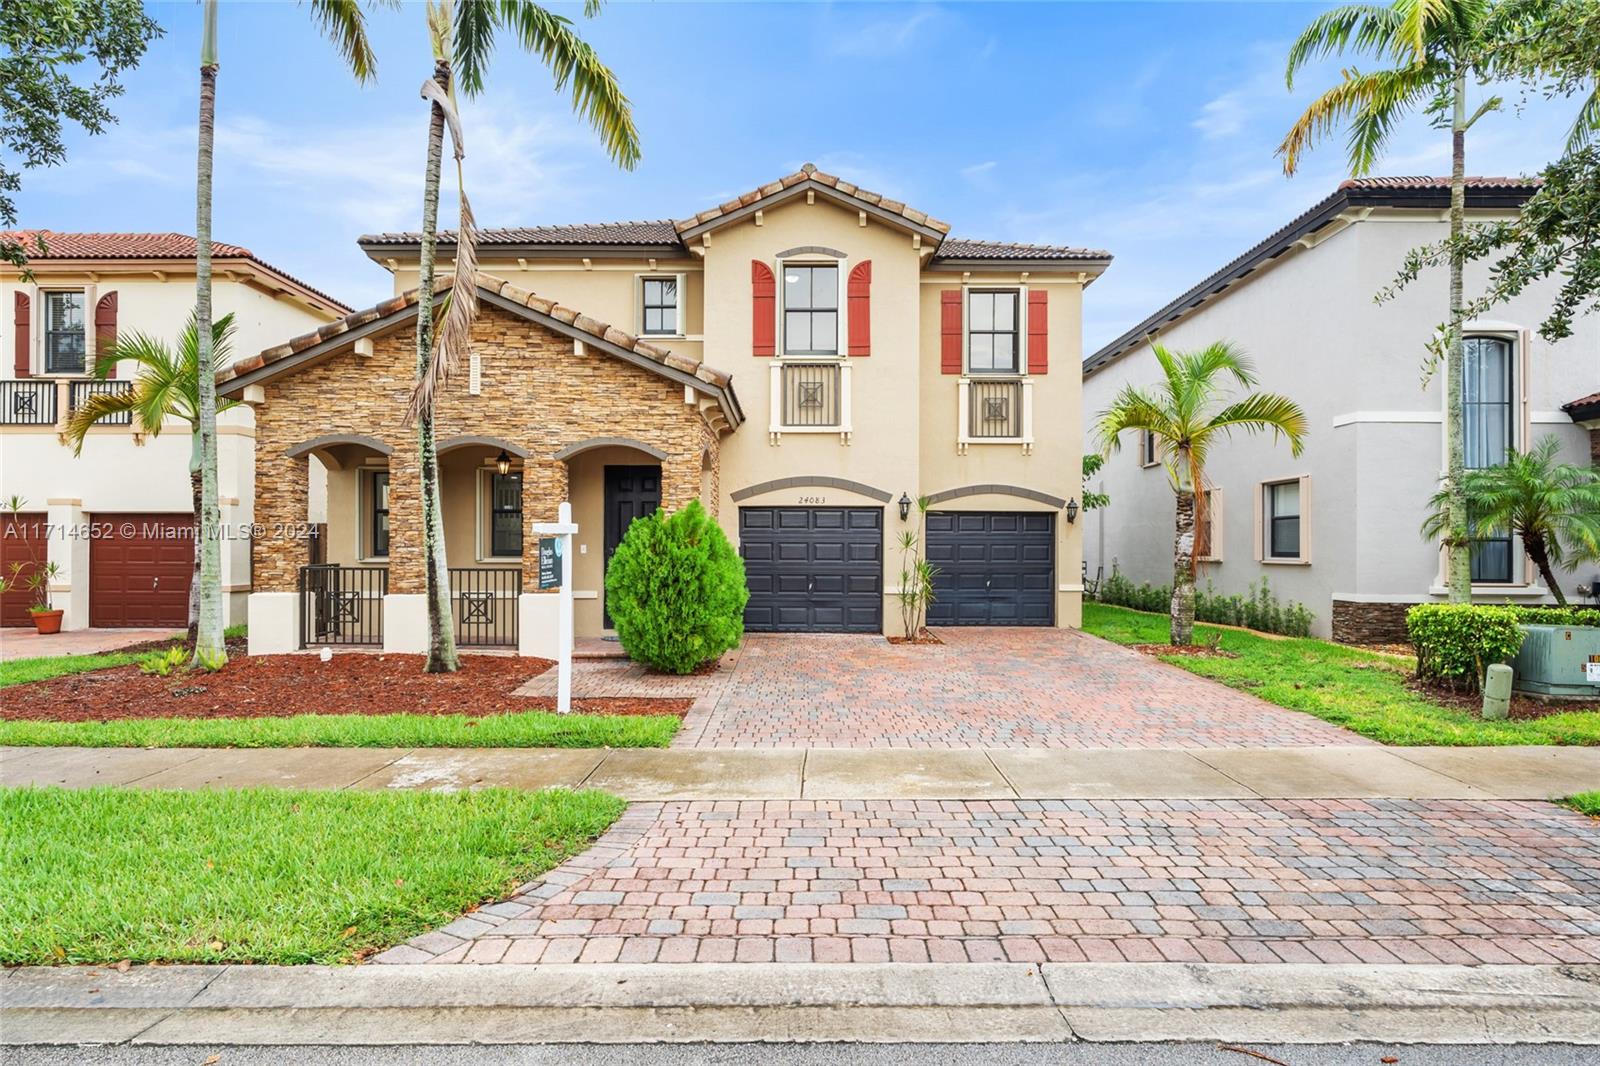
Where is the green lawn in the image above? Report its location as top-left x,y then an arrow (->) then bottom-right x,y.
0,785 -> 623,965
1082,603 -> 1600,746
0,710 -> 680,749
0,651 -> 150,688
1565,792 -> 1600,817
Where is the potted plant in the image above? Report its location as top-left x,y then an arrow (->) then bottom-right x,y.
2,495 -> 62,634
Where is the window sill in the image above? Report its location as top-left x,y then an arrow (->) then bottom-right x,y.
1426,583 -> 1551,598
1196,556 -> 1223,564
779,353 -> 843,360
358,557 -> 390,565
772,424 -> 848,434
1262,557 -> 1310,566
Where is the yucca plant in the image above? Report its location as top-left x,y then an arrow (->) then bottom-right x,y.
1422,434 -> 1600,605
1095,342 -> 1308,646
62,314 -> 240,640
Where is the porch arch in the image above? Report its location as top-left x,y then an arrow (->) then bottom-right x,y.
553,436 -> 668,461
284,433 -> 392,470
439,435 -> 530,458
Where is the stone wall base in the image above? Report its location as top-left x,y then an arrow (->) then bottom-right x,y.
1331,599 -> 1413,645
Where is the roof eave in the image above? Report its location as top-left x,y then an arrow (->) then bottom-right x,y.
358,241 -> 689,264
927,256 -> 1113,276
675,178 -> 950,244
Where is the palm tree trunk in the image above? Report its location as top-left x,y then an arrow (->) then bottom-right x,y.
1523,532 -> 1568,606
1171,489 -> 1196,645
191,0 -> 227,667
187,449 -> 201,646
418,59 -> 459,674
1443,70 -> 1472,604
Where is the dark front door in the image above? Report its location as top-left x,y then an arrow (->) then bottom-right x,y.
740,507 -> 883,632
603,465 -> 661,627
925,511 -> 1054,626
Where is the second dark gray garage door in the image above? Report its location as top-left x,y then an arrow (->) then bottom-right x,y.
740,507 -> 882,632
926,511 -> 1054,626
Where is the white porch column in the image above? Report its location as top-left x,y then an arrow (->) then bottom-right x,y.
45,498 -> 88,630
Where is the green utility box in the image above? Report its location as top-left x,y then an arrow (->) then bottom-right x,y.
1511,625 -> 1600,697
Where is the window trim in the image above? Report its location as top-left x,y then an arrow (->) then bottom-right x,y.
478,467 -> 525,561
636,272 -> 685,338
778,259 -> 842,358
42,289 -> 89,376
1461,332 -> 1518,584
965,288 -> 1022,375
361,467 -> 390,562
1138,429 -> 1160,468
1256,476 -> 1310,565
1196,487 -> 1223,563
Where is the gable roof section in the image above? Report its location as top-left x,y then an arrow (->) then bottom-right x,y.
930,238 -> 1112,275
2,230 -> 351,313
216,272 -> 742,429
1083,176 -> 1540,376
359,221 -> 684,260
674,163 -> 950,242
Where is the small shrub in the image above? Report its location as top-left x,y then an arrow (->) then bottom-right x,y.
1504,605 -> 1600,628
1096,565 -> 1314,638
604,500 -> 748,675
1407,604 -> 1525,691
139,647 -> 188,677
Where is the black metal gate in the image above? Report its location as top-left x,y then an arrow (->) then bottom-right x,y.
299,564 -> 387,647
450,567 -> 521,647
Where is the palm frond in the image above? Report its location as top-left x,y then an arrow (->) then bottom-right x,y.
1284,3 -> 1404,87
305,0 -> 386,82
487,0 -> 641,168
1280,62 -> 1439,175
1568,87 -> 1600,152
1393,0 -> 1456,62
1201,393 -> 1311,456
453,0 -> 499,93
1093,384 -> 1179,457
407,192 -> 480,423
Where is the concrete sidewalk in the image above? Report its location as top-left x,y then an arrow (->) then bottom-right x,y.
4,962 -> 1597,1046
2,743 -> 1596,800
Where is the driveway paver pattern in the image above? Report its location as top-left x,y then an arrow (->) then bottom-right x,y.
674,629 -> 1367,749
375,797 -> 1600,966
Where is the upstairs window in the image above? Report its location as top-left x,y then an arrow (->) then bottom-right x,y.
44,291 -> 86,374
782,264 -> 838,355
640,277 -> 678,336
489,471 -> 523,557
967,290 -> 1019,373
1139,429 -> 1159,468
1463,335 -> 1515,582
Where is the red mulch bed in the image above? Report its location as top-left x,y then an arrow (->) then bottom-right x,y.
1408,679 -> 1598,722
1132,643 -> 1239,659
1,654 -> 690,723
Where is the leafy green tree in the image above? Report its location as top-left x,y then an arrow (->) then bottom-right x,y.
189,0 -> 381,668
406,0 -> 640,673
1279,0 -> 1505,605
1095,343 -> 1308,646
1081,452 -> 1110,511
1422,435 -> 1600,605
1,0 -> 162,269
61,314 -> 239,638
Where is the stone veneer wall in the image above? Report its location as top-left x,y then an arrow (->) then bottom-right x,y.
252,302 -> 720,595
1331,599 -> 1414,645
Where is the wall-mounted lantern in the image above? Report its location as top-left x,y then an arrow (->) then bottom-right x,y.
898,492 -> 913,522
1064,497 -> 1080,524
496,450 -> 513,476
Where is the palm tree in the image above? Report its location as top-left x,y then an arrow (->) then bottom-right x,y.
1422,434 -> 1600,605
407,0 -> 640,673
191,0 -> 382,668
1095,343 -> 1308,646
1279,0 -> 1502,605
62,314 -> 240,641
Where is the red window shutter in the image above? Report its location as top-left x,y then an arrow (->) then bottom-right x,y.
847,260 -> 872,356
1027,289 -> 1049,374
751,260 -> 775,356
95,292 -> 119,378
12,291 -> 29,377
939,289 -> 962,374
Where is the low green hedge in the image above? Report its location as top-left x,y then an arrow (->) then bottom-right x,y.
1505,605 -> 1600,627
1096,568 -> 1315,638
1407,604 -> 1524,690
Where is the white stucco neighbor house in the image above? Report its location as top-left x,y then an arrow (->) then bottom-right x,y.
1082,177 -> 1600,643
0,232 -> 348,631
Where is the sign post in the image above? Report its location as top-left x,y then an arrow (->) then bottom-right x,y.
531,501 -> 578,714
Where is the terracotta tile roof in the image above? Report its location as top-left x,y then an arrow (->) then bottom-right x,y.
1563,390 -> 1600,411
219,271 -> 736,398
934,238 -> 1111,262
674,163 -> 951,237
2,229 -> 351,312
1339,176 -> 1541,191
359,221 -> 682,248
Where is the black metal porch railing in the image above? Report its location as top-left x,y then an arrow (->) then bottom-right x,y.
68,379 -> 134,424
780,361 -> 842,427
450,567 -> 521,648
299,564 -> 387,648
0,380 -> 56,425
968,378 -> 1024,439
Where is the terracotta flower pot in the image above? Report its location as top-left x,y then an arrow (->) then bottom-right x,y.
31,609 -> 64,635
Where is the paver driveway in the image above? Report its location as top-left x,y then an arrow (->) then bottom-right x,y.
670,628 -> 1365,749
376,797 -> 1600,966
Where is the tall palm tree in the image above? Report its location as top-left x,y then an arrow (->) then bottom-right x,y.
1279,0 -> 1499,605
191,0 -> 383,668
408,0 -> 640,673
1422,434 -> 1600,604
62,314 -> 239,641
1095,343 -> 1309,646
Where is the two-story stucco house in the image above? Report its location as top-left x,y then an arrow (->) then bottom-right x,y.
1082,178 -> 1600,643
226,165 -> 1111,656
0,232 -> 348,630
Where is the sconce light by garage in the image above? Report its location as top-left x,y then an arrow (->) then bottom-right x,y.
1064,497 -> 1080,524
898,492 -> 913,522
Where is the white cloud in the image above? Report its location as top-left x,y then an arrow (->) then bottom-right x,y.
822,7 -> 942,58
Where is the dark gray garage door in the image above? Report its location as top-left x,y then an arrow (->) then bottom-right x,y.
925,511 -> 1054,626
740,507 -> 882,632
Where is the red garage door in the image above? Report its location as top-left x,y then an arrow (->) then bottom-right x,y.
1,512 -> 48,627
90,513 -> 194,627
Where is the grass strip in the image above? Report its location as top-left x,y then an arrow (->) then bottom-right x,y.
0,710 -> 680,749
1083,603 -> 1599,746
1564,791 -> 1600,817
0,785 -> 624,965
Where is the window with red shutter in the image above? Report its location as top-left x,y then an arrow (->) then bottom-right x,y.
12,291 -> 29,377
751,260 -> 775,357
1027,289 -> 1048,374
939,289 -> 962,374
847,260 -> 871,356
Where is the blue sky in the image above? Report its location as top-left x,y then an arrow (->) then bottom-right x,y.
22,1 -> 1585,352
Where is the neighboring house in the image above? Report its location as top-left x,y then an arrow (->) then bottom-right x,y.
1082,178 -> 1600,642
227,164 -> 1110,656
0,232 -> 348,629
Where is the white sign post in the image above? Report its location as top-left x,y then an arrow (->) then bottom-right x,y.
531,501 -> 578,714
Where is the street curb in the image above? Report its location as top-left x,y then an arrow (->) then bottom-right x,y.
5,963 -> 1598,1046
